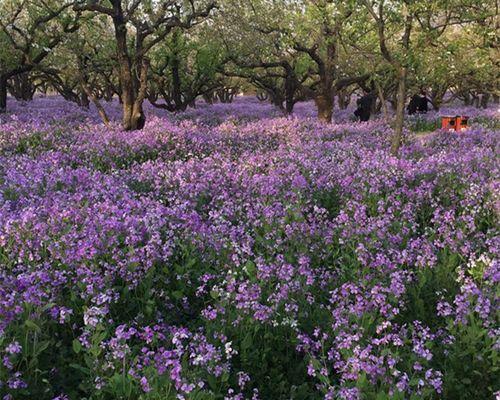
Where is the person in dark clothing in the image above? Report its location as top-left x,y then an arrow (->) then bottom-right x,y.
416,90 -> 429,113
408,90 -> 430,115
354,91 -> 375,122
407,94 -> 420,115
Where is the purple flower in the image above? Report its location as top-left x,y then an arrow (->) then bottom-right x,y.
5,342 -> 21,354
140,376 -> 151,393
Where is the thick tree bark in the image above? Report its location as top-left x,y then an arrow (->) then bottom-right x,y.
391,67 -> 407,156
113,8 -> 147,131
129,58 -> 149,130
430,98 -> 442,111
312,74 -> 369,123
269,89 -> 284,110
0,76 -> 7,113
110,3 -> 142,130
315,93 -> 334,123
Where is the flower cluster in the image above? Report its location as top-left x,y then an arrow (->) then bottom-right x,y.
0,97 -> 498,399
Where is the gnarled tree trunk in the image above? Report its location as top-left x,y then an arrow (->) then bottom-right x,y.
0,76 -> 7,113
391,67 -> 407,155
114,11 -> 148,131
480,93 -> 490,108
8,73 -> 36,101
315,93 -> 334,123
79,76 -> 110,126
283,65 -> 298,115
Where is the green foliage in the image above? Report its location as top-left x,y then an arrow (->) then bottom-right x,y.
408,117 -> 439,133
438,318 -> 499,399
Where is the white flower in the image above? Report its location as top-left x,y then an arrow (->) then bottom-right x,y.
225,341 -> 237,358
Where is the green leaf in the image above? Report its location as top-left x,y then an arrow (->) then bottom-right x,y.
245,260 -> 256,278
25,320 -> 41,332
207,374 -> 218,391
70,363 -> 90,374
241,333 -> 253,351
72,339 -> 82,354
172,290 -> 184,300
34,340 -> 51,356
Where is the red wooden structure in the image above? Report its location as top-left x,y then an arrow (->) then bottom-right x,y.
441,116 -> 470,131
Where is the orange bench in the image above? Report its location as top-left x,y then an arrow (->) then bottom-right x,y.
441,116 -> 469,131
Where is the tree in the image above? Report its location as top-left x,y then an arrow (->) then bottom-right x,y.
361,0 -> 416,155
0,0 -> 80,112
361,0 -> 498,155
290,0 -> 372,122
75,0 -> 216,130
218,0 -> 309,114
220,0 -> 370,122
147,27 -> 225,112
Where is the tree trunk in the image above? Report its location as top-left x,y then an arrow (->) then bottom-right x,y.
80,91 -> 90,109
256,91 -> 268,102
0,76 -> 7,113
284,74 -> 296,115
270,90 -> 284,111
480,93 -> 490,108
92,98 -> 110,126
462,93 -> 471,106
113,10 -> 138,131
115,49 -> 147,130
338,89 -> 350,110
370,92 -> 378,116
9,73 -> 35,101
285,97 -> 294,115
430,87 -> 446,110
205,91 -> 217,104
430,98 -> 442,111
118,68 -> 136,129
315,93 -> 333,123
217,88 -> 236,103
376,81 -> 389,121
171,52 -> 183,110
128,58 -> 149,130
79,80 -> 110,126
391,67 -> 407,156
471,93 -> 480,108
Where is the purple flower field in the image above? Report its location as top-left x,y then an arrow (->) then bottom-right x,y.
0,97 -> 499,399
